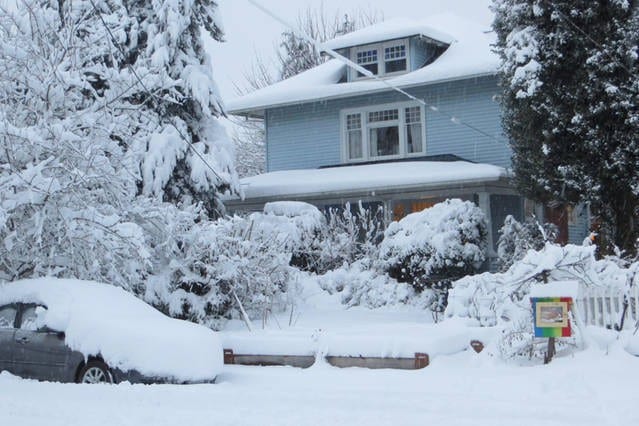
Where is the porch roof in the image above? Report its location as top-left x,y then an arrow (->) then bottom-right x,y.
225,161 -> 508,202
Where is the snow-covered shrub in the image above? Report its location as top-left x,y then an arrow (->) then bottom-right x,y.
146,214 -> 294,329
379,199 -> 488,291
316,261 -> 433,309
445,243 -> 637,360
497,215 -> 557,271
318,203 -> 385,272
261,202 -> 326,272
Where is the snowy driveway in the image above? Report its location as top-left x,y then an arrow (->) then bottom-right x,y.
1,349 -> 637,426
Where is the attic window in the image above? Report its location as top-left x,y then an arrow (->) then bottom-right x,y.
356,49 -> 378,76
384,44 -> 407,73
353,39 -> 409,79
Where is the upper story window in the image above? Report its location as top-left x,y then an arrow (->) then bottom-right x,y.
384,44 -> 407,73
356,49 -> 378,77
342,102 -> 425,162
353,39 -> 409,79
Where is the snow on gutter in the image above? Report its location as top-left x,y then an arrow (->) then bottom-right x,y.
223,161 -> 509,201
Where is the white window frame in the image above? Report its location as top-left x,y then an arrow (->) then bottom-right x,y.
351,39 -> 410,80
340,101 -> 426,163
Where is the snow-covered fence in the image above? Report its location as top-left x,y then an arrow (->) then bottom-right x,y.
576,286 -> 639,330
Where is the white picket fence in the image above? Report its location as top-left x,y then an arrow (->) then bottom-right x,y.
575,285 -> 639,330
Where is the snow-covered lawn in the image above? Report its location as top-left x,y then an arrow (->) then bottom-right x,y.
1,347 -> 637,426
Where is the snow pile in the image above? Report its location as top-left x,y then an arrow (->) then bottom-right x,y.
0,278 -> 222,382
380,199 -> 487,289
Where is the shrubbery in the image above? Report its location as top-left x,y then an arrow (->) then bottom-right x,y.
497,215 -> 557,271
379,199 -> 488,291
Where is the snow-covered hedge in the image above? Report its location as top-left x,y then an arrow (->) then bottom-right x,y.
379,199 -> 487,290
445,243 -> 637,359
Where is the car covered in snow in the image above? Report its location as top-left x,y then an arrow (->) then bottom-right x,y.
0,278 -> 223,384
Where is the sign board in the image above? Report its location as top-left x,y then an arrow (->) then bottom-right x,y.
532,297 -> 572,337
530,281 -> 578,338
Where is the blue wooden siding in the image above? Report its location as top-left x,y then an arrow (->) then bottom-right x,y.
409,37 -> 428,69
265,75 -> 510,172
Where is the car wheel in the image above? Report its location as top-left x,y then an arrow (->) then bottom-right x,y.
78,360 -> 113,384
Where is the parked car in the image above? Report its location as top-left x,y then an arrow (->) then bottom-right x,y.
0,278 -> 223,384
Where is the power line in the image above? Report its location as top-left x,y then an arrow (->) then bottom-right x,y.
247,0 -> 506,146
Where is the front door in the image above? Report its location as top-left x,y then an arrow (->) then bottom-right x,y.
0,305 -> 18,374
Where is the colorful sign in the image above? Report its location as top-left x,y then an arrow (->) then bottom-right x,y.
532,297 -> 572,337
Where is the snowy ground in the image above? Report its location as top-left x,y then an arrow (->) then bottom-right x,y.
1,347 -> 637,426
2,279 -> 638,425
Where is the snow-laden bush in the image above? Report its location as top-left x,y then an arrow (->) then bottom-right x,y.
497,215 -> 558,271
262,201 -> 326,273
445,243 -> 637,360
318,203 -> 385,272
316,261 -> 432,309
379,199 -> 488,291
145,214 -> 295,329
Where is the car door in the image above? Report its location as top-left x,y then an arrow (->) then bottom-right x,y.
0,304 -> 18,374
13,304 -> 72,382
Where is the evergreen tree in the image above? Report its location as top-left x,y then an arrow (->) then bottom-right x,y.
0,0 -> 237,286
493,0 -> 639,255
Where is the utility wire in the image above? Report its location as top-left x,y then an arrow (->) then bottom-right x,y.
247,0 -> 505,146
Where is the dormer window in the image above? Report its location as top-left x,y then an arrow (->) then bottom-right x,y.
352,39 -> 409,79
384,44 -> 407,73
356,49 -> 379,77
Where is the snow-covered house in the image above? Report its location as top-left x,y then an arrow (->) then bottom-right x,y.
225,14 -> 589,255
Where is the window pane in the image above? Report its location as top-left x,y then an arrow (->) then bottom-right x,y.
357,49 -> 378,64
405,106 -> 423,153
369,109 -> 398,123
384,45 -> 407,73
348,130 -> 362,159
405,106 -> 421,124
385,59 -> 406,73
406,123 -> 423,153
357,63 -> 378,77
19,306 -> 39,331
385,45 -> 406,60
0,306 -> 16,329
369,126 -> 399,157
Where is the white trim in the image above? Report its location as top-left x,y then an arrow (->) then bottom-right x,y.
350,38 -> 411,81
340,100 -> 426,163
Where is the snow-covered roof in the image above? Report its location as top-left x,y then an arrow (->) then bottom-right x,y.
226,161 -> 507,201
227,13 -> 498,116
320,18 -> 455,51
